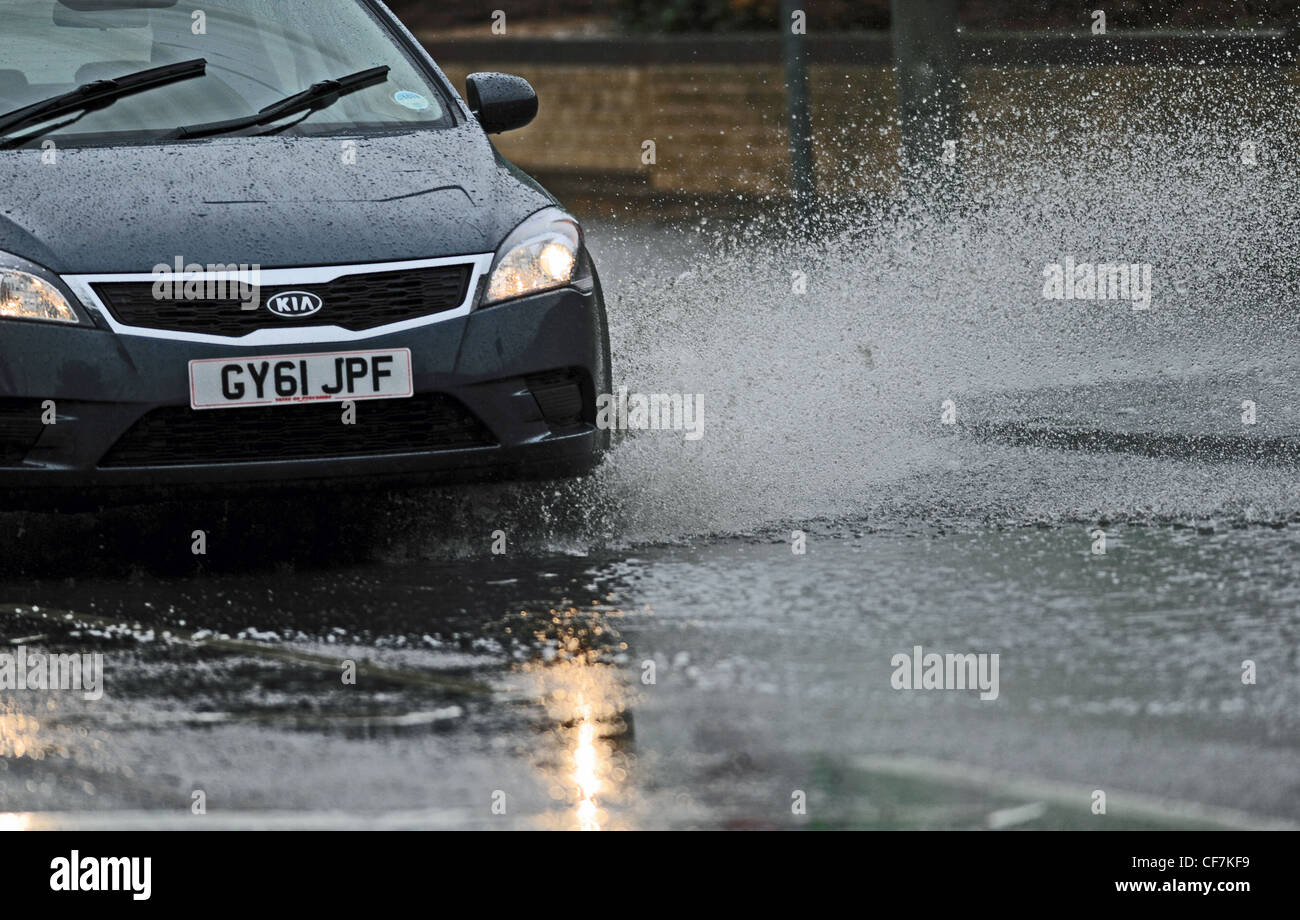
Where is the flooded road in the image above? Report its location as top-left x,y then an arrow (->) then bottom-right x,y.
4,113 -> 1300,829
2,512 -> 1299,830
5,339 -> 1300,831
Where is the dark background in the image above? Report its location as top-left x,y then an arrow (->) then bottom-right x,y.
386,0 -> 1300,33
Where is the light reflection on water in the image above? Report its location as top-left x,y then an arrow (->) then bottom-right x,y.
0,708 -> 44,830
0,813 -> 32,831
571,702 -> 602,831
0,708 -> 44,761
519,602 -> 634,831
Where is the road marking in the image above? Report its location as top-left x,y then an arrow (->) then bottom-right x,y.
986,800 -> 1047,829
853,753 -> 1300,830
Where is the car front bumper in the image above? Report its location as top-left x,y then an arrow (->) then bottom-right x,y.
0,283 -> 608,510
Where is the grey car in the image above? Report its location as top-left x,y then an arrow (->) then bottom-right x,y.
0,0 -> 612,509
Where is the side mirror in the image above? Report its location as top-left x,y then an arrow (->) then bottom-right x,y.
465,72 -> 537,134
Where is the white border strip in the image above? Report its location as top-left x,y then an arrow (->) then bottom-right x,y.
63,253 -> 493,347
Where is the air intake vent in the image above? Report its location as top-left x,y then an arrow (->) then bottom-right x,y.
527,369 -> 586,428
0,399 -> 45,464
100,394 -> 494,468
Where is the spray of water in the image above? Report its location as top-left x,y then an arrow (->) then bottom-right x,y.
5,68 -> 1297,571
571,67 -> 1300,544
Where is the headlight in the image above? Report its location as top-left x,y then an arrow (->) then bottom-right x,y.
483,207 -> 585,306
0,268 -> 78,324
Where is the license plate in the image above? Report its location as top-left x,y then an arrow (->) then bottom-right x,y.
189,349 -> 413,410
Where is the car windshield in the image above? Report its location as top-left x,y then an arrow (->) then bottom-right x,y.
0,0 -> 455,145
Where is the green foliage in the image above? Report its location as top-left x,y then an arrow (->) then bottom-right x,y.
617,0 -> 775,33
616,0 -> 1300,33
963,0 -> 1300,30
616,0 -> 889,32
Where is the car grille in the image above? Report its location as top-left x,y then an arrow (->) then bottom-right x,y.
99,394 -> 495,468
0,399 -> 45,464
92,264 -> 473,335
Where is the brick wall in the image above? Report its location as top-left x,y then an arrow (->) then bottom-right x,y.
426,36 -> 1298,213
437,59 -> 899,204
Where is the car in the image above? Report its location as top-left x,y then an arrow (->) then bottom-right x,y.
0,0 -> 612,510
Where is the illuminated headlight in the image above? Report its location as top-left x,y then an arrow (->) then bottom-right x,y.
483,208 -> 585,306
0,268 -> 78,324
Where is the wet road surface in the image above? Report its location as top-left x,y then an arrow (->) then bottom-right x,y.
2,450 -> 1298,829
3,208 -> 1300,829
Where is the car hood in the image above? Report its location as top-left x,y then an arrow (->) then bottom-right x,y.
0,125 -> 553,274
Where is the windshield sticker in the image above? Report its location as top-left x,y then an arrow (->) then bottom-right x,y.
393,90 -> 430,111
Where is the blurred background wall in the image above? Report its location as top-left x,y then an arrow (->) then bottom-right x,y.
388,0 -> 1300,32
384,1 -> 1300,216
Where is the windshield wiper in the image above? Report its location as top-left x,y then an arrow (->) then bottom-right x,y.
169,66 -> 390,140
0,58 -> 207,141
